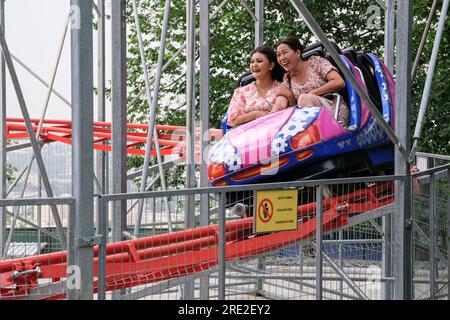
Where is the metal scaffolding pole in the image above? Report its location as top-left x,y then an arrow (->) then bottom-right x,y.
255,0 -> 264,47
411,0 -> 449,161
447,169 -> 450,300
383,2 -> 395,295
429,173 -> 436,299
289,0 -> 408,162
0,27 -> 67,251
69,0 -> 94,300
2,11 -> 71,258
384,0 -> 395,73
111,0 -> 127,245
411,0 -> 439,82
199,0 -> 210,300
11,53 -> 71,107
394,0 -> 413,300
315,185 -> 323,300
0,0 -> 5,260
382,3 -> 395,299
184,0 -> 196,300
96,0 -> 106,197
132,0 -> 173,238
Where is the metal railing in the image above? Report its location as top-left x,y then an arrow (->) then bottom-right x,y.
96,175 -> 404,300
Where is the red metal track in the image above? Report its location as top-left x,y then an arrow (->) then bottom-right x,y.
0,182 -> 394,300
5,118 -> 223,159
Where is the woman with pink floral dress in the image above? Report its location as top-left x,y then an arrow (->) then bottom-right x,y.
227,47 -> 288,127
275,37 -> 349,125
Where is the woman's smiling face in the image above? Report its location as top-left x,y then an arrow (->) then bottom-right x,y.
250,52 -> 274,80
276,43 -> 301,72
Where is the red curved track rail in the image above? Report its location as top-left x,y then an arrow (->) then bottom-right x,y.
0,182 -> 394,300
5,118 -> 223,158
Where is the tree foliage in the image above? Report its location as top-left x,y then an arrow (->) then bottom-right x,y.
125,0 -> 449,176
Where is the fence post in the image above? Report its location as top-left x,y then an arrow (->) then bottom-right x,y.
447,168 -> 450,300
218,192 -> 226,300
67,201 -> 77,300
316,184 -> 324,300
429,172 -> 436,299
97,196 -> 107,300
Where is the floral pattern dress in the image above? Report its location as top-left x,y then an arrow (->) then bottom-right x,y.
283,56 -> 349,125
227,81 -> 282,127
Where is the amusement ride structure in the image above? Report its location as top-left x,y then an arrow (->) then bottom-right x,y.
0,0 -> 449,300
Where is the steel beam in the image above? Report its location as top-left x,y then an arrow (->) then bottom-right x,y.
132,0 -> 173,237
70,0 -> 94,300
96,0 -> 106,197
315,185 -> 323,300
394,0 -> 413,300
384,0 -> 395,73
383,2 -> 394,296
411,0 -> 439,81
111,0 -> 127,300
0,26 -> 66,251
447,169 -> 450,300
111,0 -> 127,244
184,0 -> 196,300
0,0 -> 5,260
255,0 -> 264,47
199,0 -> 211,300
218,192 -> 226,300
429,173 -> 436,299
10,53 -> 71,107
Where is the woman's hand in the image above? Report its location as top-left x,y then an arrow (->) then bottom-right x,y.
275,85 -> 296,106
253,110 -> 270,120
275,85 -> 291,97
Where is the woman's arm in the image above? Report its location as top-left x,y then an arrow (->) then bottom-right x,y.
232,110 -> 270,126
309,70 -> 345,96
275,85 -> 296,107
271,96 -> 289,113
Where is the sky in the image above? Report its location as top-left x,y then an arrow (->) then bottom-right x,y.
5,0 -> 112,121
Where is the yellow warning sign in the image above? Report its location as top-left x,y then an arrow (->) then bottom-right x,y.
254,189 -> 298,233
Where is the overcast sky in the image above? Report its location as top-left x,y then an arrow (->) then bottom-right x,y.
5,0 -> 112,120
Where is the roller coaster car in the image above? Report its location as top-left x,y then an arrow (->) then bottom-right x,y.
208,43 -> 395,188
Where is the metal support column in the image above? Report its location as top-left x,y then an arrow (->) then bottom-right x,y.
97,196 -> 107,300
447,169 -> 450,300
382,0 -> 394,293
255,0 -> 264,47
411,0 -> 439,81
315,185 -> 323,300
184,0 -> 196,300
218,192 -> 226,300
0,0 -> 5,260
394,0 -> 413,300
96,0 -> 106,196
429,173 -> 436,299
382,0 -> 394,288
384,0 -> 395,73
0,20 -> 66,251
132,0 -> 173,237
70,0 -> 94,300
199,0 -> 210,300
111,0 -> 127,243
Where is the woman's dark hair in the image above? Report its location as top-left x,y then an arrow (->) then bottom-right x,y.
275,36 -> 306,60
250,46 -> 286,82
